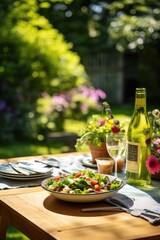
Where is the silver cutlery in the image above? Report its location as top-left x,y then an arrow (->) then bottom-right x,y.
35,159 -> 71,174
9,162 -> 53,174
106,198 -> 160,225
81,205 -> 160,224
35,159 -> 60,168
18,164 -> 54,174
81,207 -> 123,212
124,208 -> 160,225
8,163 -> 30,175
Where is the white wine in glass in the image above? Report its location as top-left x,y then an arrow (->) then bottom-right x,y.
106,133 -> 126,177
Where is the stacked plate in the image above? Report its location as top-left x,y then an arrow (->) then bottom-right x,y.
81,158 -> 97,168
0,160 -> 54,180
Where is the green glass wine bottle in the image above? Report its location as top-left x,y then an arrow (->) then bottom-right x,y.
126,88 -> 152,186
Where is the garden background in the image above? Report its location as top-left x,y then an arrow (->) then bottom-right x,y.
0,1 -> 160,239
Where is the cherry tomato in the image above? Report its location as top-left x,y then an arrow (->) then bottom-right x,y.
86,177 -> 90,181
74,173 -> 82,178
90,179 -> 98,185
94,184 -> 101,191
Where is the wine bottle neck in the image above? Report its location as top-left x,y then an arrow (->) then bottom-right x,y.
135,97 -> 146,107
134,88 -> 147,108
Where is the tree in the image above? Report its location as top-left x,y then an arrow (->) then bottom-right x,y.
38,0 -> 160,53
0,0 -> 88,142
38,0 -> 160,104
107,0 -> 160,52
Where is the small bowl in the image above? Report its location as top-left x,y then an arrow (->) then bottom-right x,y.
96,157 -> 114,175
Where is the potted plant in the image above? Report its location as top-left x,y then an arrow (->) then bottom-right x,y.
146,109 -> 160,180
75,102 -> 126,163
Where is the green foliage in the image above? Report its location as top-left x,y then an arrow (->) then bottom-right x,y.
107,0 -> 160,51
6,226 -> 29,240
39,0 -> 111,54
41,0 -> 160,53
0,0 -> 88,142
44,0 -> 160,104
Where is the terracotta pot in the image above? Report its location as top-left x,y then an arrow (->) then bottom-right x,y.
88,142 -> 110,163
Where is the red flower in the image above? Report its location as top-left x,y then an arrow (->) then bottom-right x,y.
111,126 -> 120,133
146,155 -> 160,174
155,138 -> 160,145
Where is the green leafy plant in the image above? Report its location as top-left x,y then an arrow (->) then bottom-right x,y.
0,0 -> 88,142
75,102 -> 126,149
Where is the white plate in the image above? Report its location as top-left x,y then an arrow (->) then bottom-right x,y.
0,161 -> 53,180
41,174 -> 124,203
0,172 -> 53,181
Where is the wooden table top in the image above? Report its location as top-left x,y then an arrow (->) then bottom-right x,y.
1,189 -> 160,240
0,153 -> 160,240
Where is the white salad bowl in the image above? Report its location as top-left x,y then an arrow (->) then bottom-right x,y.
41,173 -> 124,203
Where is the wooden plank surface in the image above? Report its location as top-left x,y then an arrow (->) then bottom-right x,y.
1,190 -> 160,240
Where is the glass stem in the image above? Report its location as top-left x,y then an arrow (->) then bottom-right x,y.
114,159 -> 117,177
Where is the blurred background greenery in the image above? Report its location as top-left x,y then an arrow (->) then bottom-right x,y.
0,0 -> 160,150
0,1 -> 160,238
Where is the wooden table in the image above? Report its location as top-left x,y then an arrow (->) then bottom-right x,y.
0,153 -> 160,240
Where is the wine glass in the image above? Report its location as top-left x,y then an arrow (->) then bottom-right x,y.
106,132 -> 126,177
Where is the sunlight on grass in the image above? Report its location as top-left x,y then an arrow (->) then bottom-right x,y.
0,143 -> 62,159
64,119 -> 86,134
0,114 -> 131,159
6,226 -> 29,240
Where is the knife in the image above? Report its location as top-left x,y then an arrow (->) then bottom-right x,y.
18,164 -> 54,174
35,159 -> 60,168
81,205 -> 160,224
81,206 -> 123,212
35,159 -> 71,174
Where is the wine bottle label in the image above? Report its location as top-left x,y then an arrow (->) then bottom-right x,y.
126,141 -> 140,173
135,98 -> 146,107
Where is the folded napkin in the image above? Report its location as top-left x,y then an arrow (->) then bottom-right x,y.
107,184 -> 160,225
0,178 -> 43,189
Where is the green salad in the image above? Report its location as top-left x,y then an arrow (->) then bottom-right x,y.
45,169 -> 123,194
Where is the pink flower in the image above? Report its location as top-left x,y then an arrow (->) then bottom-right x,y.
157,148 -> 160,154
146,155 -> 160,174
99,119 -> 105,126
155,138 -> 160,144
